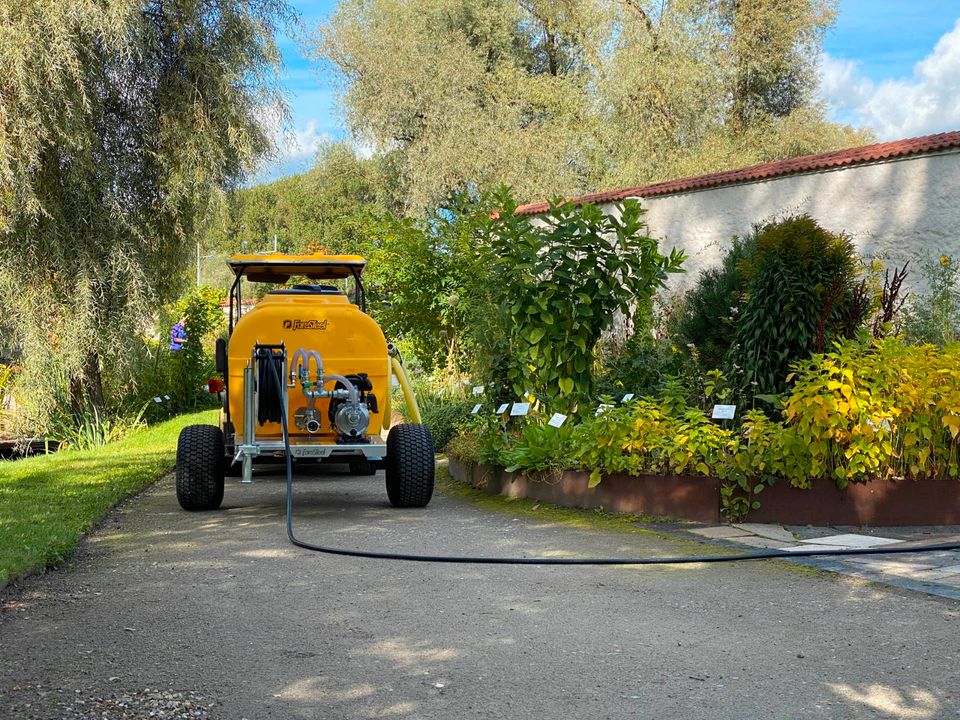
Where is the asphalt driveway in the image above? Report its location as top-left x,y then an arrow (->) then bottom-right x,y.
1,465 -> 958,719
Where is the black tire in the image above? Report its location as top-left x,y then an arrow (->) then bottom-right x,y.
176,425 -> 225,511
349,460 -> 376,476
385,424 -> 435,508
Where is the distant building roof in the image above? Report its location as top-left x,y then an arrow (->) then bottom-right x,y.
514,130 -> 960,216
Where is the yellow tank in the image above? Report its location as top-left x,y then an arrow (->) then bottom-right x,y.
177,252 -> 434,513
228,288 -> 389,441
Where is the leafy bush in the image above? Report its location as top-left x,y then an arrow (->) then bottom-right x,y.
420,398 -> 476,452
670,216 -> 869,402
446,414 -> 505,466
501,421 -> 577,473
365,195 -> 487,372
46,404 -> 147,451
167,285 -> 226,410
673,238 -> 749,371
394,376 -> 475,452
594,301 -> 692,400
785,338 -> 960,487
478,188 -> 685,412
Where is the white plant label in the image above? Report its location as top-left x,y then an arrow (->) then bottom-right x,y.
547,413 -> 567,428
510,402 -> 530,416
153,397 -> 162,403
595,403 -> 614,416
622,393 -> 635,402
471,403 -> 482,414
712,404 -> 737,420
472,385 -> 484,395
496,403 -> 509,414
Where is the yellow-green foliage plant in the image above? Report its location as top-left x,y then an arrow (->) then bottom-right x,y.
570,400 -> 732,488
452,338 -> 960,521
784,338 -> 960,487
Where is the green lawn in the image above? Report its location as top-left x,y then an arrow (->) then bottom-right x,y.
0,410 -> 218,584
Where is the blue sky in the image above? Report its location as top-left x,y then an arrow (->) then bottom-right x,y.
255,0 -> 960,183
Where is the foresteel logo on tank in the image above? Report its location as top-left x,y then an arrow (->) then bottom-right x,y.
282,319 -> 330,331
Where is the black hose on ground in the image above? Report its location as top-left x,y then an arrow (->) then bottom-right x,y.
268,361 -> 960,565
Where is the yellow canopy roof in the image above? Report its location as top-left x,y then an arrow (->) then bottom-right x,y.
227,253 -> 366,282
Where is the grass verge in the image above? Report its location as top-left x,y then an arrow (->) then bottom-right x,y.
0,410 -> 218,584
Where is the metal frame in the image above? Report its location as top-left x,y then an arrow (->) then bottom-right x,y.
248,441 -> 386,460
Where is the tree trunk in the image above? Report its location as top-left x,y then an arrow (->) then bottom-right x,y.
70,350 -> 105,420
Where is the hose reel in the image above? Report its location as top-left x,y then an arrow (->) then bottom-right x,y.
255,347 -> 286,426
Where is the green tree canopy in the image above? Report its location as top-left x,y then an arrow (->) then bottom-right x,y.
0,0 -> 290,425
203,141 -> 392,256
318,0 -> 872,210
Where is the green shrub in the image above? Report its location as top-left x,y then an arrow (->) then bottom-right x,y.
673,238 -> 749,371
395,376 -> 475,452
447,414 -> 510,466
166,285 -> 226,411
477,188 -> 685,412
420,398 -> 476,451
501,421 -> 576,473
671,216 -> 869,402
902,253 -> 960,346
595,302 -> 691,400
784,337 -> 960,486
732,215 -> 867,396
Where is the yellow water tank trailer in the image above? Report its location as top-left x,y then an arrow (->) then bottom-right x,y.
174,253 -> 434,511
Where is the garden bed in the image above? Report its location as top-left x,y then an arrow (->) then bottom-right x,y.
447,459 -> 960,526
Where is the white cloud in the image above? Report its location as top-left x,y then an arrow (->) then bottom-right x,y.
289,120 -> 331,160
251,105 -> 333,184
818,18 -> 960,140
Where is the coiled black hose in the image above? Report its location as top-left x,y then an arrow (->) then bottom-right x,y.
256,350 -> 286,426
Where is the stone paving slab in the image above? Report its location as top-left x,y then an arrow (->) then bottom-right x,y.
782,544 -> 851,552
729,536 -> 796,550
685,523 -> 960,600
843,555 -> 944,570
689,526 -> 752,539
837,558 -> 947,579
800,533 -> 902,548
731,523 -> 796,543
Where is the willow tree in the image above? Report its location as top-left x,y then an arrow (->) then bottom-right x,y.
319,0 -> 871,209
0,0 -> 289,425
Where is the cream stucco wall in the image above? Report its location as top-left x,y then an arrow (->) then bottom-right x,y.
601,149 -> 960,292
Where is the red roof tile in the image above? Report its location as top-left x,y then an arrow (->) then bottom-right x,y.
515,130 -> 960,215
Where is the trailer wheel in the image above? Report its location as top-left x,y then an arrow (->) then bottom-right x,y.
176,425 -> 225,511
349,460 -> 377,476
385,424 -> 434,508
